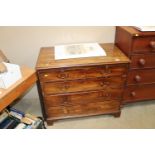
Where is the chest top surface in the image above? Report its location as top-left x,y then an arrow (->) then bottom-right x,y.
36,43 -> 130,70
118,26 -> 155,37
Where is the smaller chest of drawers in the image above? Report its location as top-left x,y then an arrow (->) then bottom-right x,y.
115,26 -> 155,104
36,43 -> 130,124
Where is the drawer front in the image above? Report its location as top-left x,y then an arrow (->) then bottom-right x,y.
131,54 -> 155,69
38,67 -> 102,82
44,89 -> 123,107
42,77 -> 125,95
46,101 -> 120,118
123,84 -> 155,103
127,69 -> 155,85
38,65 -> 127,82
132,37 -> 155,53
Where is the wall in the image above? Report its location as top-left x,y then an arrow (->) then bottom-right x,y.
0,26 -> 115,99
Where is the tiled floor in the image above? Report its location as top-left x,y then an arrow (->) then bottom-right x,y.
13,98 -> 155,129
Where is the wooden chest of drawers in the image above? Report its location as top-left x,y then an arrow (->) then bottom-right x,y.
36,43 -> 129,124
115,26 -> 155,104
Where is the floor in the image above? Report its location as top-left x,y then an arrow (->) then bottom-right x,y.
13,98 -> 155,129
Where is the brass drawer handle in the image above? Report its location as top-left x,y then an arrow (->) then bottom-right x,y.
61,102 -> 71,106
62,84 -> 70,91
105,93 -> 111,97
57,73 -> 68,79
100,70 -> 106,75
63,101 -> 69,105
138,59 -> 146,66
100,93 -> 110,97
100,81 -> 110,87
134,75 -> 141,82
106,69 -> 111,74
104,81 -> 110,85
100,82 -> 106,87
63,101 -> 71,106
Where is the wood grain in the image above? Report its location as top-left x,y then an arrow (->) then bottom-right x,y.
36,43 -> 129,124
36,43 -> 130,69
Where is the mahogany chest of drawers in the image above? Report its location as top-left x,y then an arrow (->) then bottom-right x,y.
36,43 -> 129,124
115,26 -> 155,104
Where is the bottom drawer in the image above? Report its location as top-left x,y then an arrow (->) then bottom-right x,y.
46,101 -> 120,119
123,84 -> 155,103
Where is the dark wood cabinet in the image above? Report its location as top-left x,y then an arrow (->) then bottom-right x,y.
115,26 -> 155,104
36,43 -> 129,124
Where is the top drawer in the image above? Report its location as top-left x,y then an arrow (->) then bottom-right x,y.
132,37 -> 155,53
38,65 -> 127,82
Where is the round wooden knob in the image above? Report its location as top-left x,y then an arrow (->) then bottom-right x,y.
134,75 -> 141,82
150,41 -> 155,49
131,91 -> 136,97
138,59 -> 146,66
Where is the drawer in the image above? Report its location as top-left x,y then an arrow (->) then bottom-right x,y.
46,101 -> 120,119
123,84 -> 155,103
127,69 -> 155,85
42,76 -> 125,95
44,89 -> 123,107
132,37 -> 155,53
38,65 -> 127,82
131,54 -> 155,69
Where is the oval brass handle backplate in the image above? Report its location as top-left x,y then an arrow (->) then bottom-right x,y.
58,73 -> 68,79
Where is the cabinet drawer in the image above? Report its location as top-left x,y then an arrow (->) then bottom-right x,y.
131,54 -> 155,69
123,84 -> 155,103
38,65 -> 127,82
38,67 -> 102,82
127,69 -> 155,85
44,89 -> 123,107
46,101 -> 120,119
42,77 -> 125,95
132,37 -> 155,53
